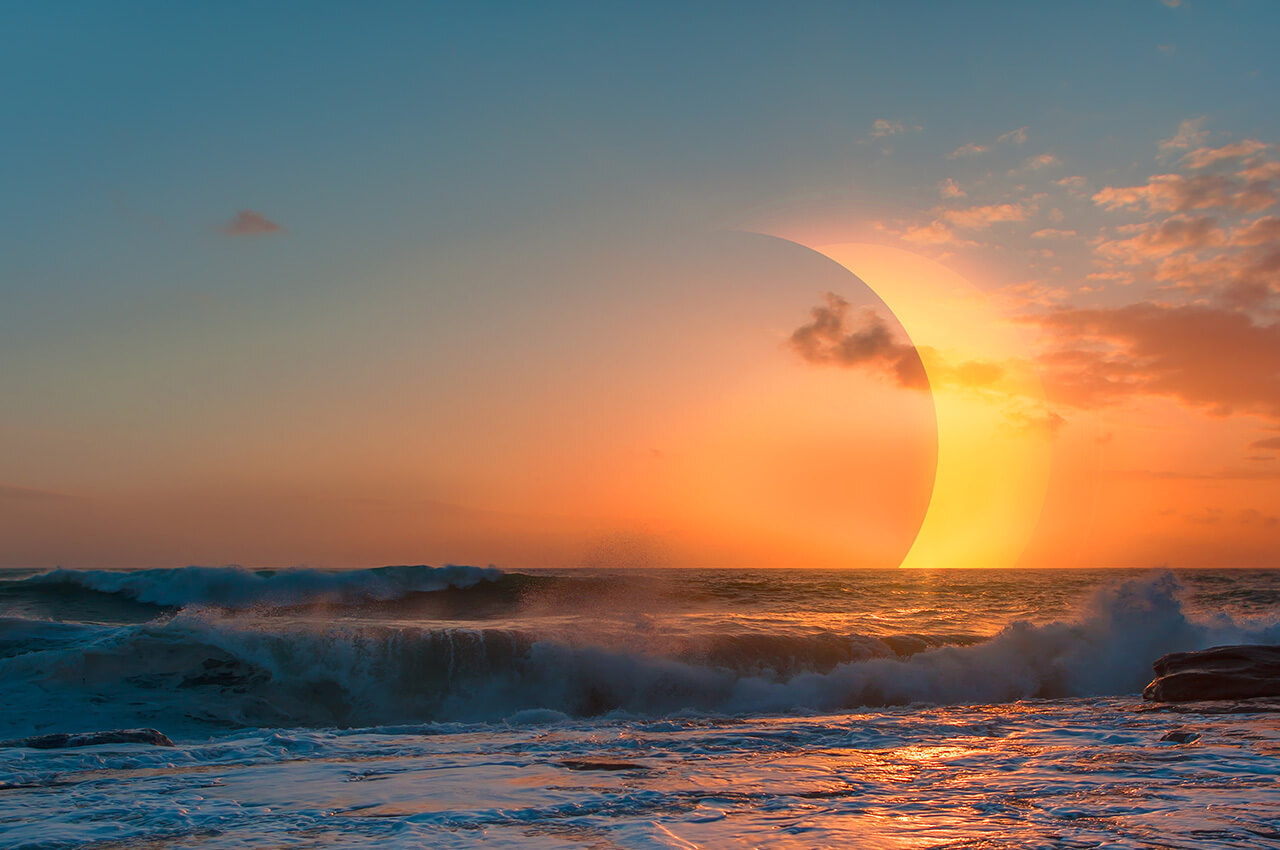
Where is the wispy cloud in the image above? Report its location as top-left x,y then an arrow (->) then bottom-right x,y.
1093,172 -> 1276,214
1159,117 -> 1208,155
946,142 -> 990,159
942,202 -> 1029,230
1022,154 -> 1060,171
220,210 -> 284,237
938,178 -> 966,199
998,126 -> 1029,145
1182,140 -> 1269,170
870,118 -> 921,138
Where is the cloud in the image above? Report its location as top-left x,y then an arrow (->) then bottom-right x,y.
1252,436 -> 1280,451
896,220 -> 979,247
938,178 -> 966,199
1031,228 -> 1077,239
998,126 -> 1029,145
1233,216 -> 1280,247
1160,0 -> 1181,7
1023,153 -> 1061,170
220,210 -> 284,236
788,293 -> 928,388
1240,161 -> 1280,182
1182,140 -> 1269,170
942,202 -> 1028,230
1092,173 -> 1276,214
1026,303 -> 1280,418
946,143 -> 990,159
870,118 -> 921,138
1094,215 -> 1225,264
1159,118 -> 1208,154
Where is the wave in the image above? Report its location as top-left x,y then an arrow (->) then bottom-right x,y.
1,573 -> 1277,738
3,564 -> 504,610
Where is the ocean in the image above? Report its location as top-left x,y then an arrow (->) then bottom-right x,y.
1,566 -> 1278,848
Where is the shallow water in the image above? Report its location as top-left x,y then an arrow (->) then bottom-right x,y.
1,567 -> 1278,847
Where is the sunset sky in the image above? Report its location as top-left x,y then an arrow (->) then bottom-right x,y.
3,1 -> 1279,569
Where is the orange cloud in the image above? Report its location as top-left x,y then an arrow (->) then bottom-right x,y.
1023,153 -> 1060,170
896,220 -> 978,247
942,202 -> 1028,229
946,143 -> 989,159
1095,215 -> 1224,264
1092,173 -> 1275,214
220,210 -> 284,236
1028,303 -> 1280,418
1182,140 -> 1269,170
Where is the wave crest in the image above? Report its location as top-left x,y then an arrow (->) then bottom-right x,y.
10,564 -> 503,609
1,573 -> 1277,738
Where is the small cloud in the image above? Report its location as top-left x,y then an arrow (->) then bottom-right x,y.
897,220 -> 978,247
1031,228 -> 1078,239
1086,270 -> 1135,285
1159,117 -> 1208,154
220,210 -> 284,237
1251,436 -> 1280,451
998,126 -> 1029,145
938,178 -> 966,199
946,143 -> 990,160
1023,153 -> 1061,171
788,293 -> 928,388
1158,43 -> 1176,54
1160,0 -> 1181,7
942,202 -> 1028,229
871,118 -> 921,138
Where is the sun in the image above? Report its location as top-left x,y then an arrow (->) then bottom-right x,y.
798,242 -> 1055,569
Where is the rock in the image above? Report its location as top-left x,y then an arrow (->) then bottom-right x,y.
0,728 -> 175,749
1159,729 -> 1200,744
559,758 -> 648,771
1144,645 -> 1280,702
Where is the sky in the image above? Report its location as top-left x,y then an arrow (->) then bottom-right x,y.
2,0 -> 1279,569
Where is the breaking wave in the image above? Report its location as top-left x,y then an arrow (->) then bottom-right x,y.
2,572 -> 1278,738
4,564 -> 504,610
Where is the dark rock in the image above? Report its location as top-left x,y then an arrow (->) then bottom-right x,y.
1144,645 -> 1280,702
1159,729 -> 1200,744
0,728 -> 175,749
559,758 -> 647,771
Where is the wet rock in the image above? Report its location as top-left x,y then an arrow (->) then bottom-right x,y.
0,728 -> 175,749
559,758 -> 648,771
1144,645 -> 1280,702
1159,729 -> 1200,744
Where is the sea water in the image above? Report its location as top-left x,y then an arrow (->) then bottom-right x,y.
1,566 -> 1278,848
